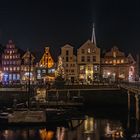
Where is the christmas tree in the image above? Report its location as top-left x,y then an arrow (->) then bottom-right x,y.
56,56 -> 65,79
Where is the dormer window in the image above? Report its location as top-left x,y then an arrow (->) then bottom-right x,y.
87,48 -> 91,53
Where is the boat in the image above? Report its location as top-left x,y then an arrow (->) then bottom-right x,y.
8,110 -> 46,124
0,112 -> 9,122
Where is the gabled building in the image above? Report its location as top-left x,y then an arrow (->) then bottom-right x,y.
59,44 -> 77,82
2,40 -> 21,84
101,46 -> 136,82
39,47 -> 54,68
77,40 -> 100,84
36,47 -> 55,82
21,50 -> 36,84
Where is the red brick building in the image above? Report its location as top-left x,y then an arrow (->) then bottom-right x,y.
2,40 -> 21,84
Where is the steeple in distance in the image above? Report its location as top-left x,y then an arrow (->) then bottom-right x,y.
91,23 -> 97,47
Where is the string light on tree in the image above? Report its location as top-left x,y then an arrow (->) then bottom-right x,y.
56,56 -> 65,78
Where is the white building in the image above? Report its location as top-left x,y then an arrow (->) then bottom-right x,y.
77,40 -> 100,84
60,44 -> 77,83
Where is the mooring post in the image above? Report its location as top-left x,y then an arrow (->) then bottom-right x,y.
127,90 -> 130,128
78,89 -> 80,97
67,89 -> 70,101
135,94 -> 139,132
56,90 -> 59,102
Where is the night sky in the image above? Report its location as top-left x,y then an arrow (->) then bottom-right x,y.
0,0 -> 140,59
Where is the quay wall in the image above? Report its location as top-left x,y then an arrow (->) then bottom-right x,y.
0,88 -> 130,109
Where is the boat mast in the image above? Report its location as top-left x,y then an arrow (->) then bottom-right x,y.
28,50 -> 31,109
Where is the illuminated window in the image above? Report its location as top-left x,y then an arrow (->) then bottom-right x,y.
88,66 -> 91,71
10,56 -> 12,59
105,61 -> 108,64
37,70 -> 41,73
93,49 -> 95,53
42,69 -> 46,73
113,51 -> 116,58
10,67 -> 12,71
121,59 -> 124,63
110,61 -> 112,64
94,65 -> 98,71
13,67 -> 16,71
13,74 -> 16,80
117,60 -> 120,64
80,65 -> 85,74
17,74 -> 20,80
17,67 -> 20,71
9,74 -> 12,80
113,60 -> 116,65
10,51 -> 12,54
87,48 -> 91,53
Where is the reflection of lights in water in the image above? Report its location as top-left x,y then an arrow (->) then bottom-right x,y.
87,136 -> 91,140
3,130 -> 9,139
4,130 -> 8,135
56,127 -> 65,140
39,129 -> 54,140
105,122 -> 124,138
106,123 -> 111,135
22,130 -> 28,139
3,130 -> 14,139
84,116 -> 94,133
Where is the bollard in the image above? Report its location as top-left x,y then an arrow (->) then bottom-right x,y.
135,94 -> 139,132
127,90 -> 130,128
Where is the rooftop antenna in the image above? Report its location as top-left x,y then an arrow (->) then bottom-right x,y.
91,23 -> 97,47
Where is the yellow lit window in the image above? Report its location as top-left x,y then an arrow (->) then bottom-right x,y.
87,48 -> 91,53
121,59 -> 124,63
113,60 -> 116,65
113,51 -> 116,58
17,67 -> 20,71
117,60 -> 120,64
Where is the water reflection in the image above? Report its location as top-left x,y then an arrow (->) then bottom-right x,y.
0,116 -> 125,140
39,129 -> 54,140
